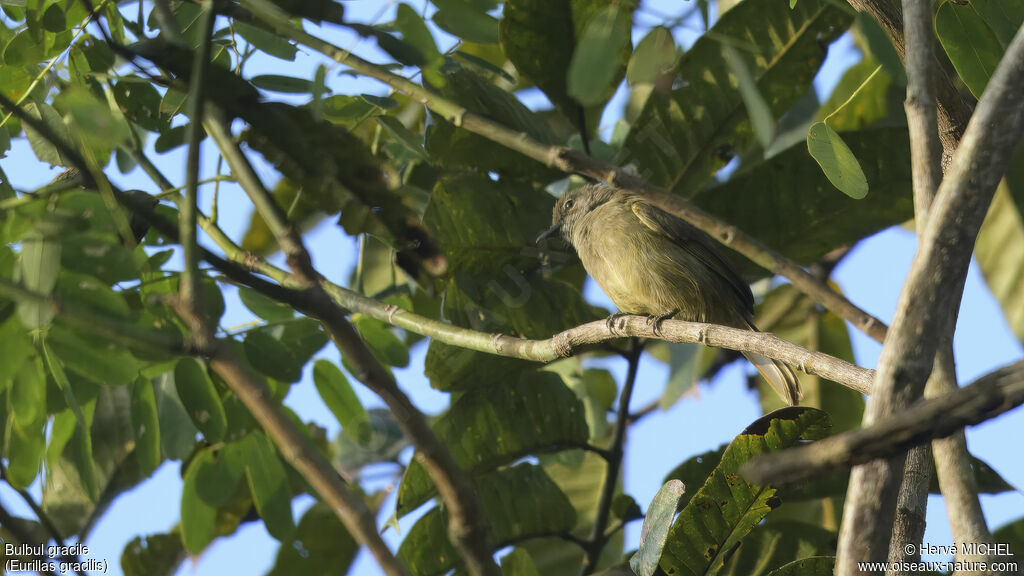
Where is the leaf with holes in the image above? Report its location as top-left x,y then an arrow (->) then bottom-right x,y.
656,408 -> 831,576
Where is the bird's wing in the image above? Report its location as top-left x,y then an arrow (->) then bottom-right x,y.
630,199 -> 755,313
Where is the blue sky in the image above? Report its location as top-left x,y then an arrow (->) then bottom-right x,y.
1,1 -> 1021,575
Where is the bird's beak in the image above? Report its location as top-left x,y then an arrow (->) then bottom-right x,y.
536,222 -> 562,244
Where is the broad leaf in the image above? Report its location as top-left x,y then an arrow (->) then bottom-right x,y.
934,0 -> 1006,99
694,127 -> 913,271
396,375 -> 589,516
396,464 -> 576,576
719,522 -> 836,576
173,359 -> 228,443
657,408 -> 831,575
621,0 -> 851,195
976,180 -> 1024,343
766,556 -> 836,576
268,502 -> 359,576
806,122 -> 869,199
631,480 -> 686,576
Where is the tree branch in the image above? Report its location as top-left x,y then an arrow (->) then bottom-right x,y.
832,23 -> 1024,571
202,113 -> 500,576
743,360 -> 1024,484
580,342 -> 642,576
236,0 -> 890,346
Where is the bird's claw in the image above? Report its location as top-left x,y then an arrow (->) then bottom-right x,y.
605,312 -> 630,334
646,310 -> 679,337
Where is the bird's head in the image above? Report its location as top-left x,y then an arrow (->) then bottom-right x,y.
536,184 -> 616,247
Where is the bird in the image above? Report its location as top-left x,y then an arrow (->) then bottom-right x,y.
537,183 -> 802,405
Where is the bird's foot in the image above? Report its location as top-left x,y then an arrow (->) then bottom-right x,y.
605,312 -> 631,334
646,310 -> 679,337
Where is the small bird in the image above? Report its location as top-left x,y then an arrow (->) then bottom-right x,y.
537,183 -> 802,405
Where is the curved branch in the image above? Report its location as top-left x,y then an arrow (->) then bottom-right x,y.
834,23 -> 1024,572
744,360 -> 1024,485
236,0 -> 890,345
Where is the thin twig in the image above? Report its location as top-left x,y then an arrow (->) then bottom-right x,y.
834,24 -> 1024,574
580,341 -> 643,576
0,500 -> 60,576
744,360 -> 1024,484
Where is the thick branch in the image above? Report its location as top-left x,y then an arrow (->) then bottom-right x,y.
833,23 -> 1024,571
236,0 -> 889,345
744,360 -> 1024,484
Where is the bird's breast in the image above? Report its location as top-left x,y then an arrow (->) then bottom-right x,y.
576,212 -> 706,319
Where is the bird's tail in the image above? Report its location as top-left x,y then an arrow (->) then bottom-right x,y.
740,317 -> 802,405
742,351 -> 802,406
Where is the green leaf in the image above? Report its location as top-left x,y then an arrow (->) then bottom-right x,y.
312,359 -> 370,444
238,287 -> 294,322
46,324 -> 142,386
814,55 -> 900,132
631,480 -> 686,576
807,122 -> 869,199
723,45 -> 776,148
719,522 -> 836,576
975,179 -> 1024,343
397,464 -> 576,576
154,371 -> 200,460
54,271 -> 129,319
63,84 -> 130,161
5,409 -> 45,489
43,387 -> 140,536
501,0 -> 636,135
567,5 -> 631,107
433,9 -> 500,44
664,445 -> 726,511
250,74 -> 315,93
332,408 -> 408,473
233,20 -> 296,61
935,0 -> 1006,99
353,315 -> 409,367
174,358 -> 228,443
393,3 -> 441,64
243,319 -> 328,383
17,230 -> 61,329
424,64 -> 558,179
971,0 -> 1024,46
694,127 -> 912,271
61,231 -> 139,284
501,549 -> 541,576
627,26 -> 676,86
268,502 -> 359,576
112,78 -> 164,132
766,556 -> 836,576
657,408 -> 831,575
0,313 -> 33,393
621,0 -> 850,195
375,115 -> 428,160
241,432 -> 295,540
121,532 -> 185,576
131,377 -> 162,476
396,374 -> 588,516
181,449 -> 219,554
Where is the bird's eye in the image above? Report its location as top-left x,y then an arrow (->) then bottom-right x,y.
564,199 -> 574,210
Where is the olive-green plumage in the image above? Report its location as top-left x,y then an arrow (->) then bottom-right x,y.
541,184 -> 802,405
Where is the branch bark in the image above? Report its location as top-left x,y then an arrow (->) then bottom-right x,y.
744,360 -> 1024,484
834,23 -> 1024,573
236,0 -> 891,346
